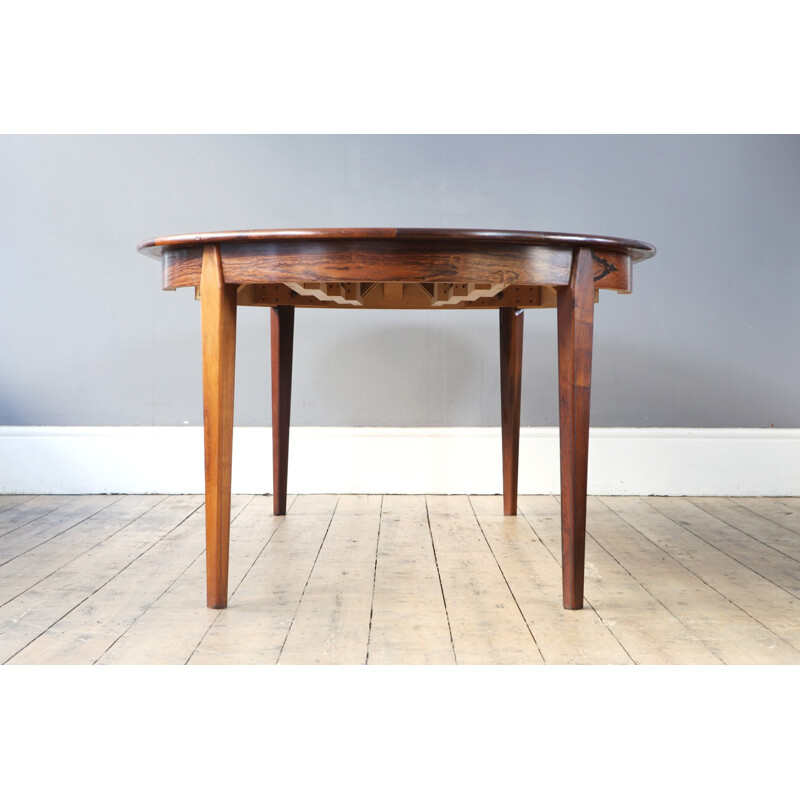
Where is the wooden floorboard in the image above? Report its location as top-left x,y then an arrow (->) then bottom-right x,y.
471,495 -> 632,665
367,495 -> 454,664
690,497 -> 800,566
0,495 -> 36,512
278,496 -> 380,665
99,495 -> 295,665
0,495 -> 166,608
732,497 -> 800,535
603,497 -> 800,663
0,496 -> 72,535
190,495 -> 338,665
2,496 -> 208,664
426,495 -> 543,664
519,495 -> 725,664
0,496 -> 113,556
647,497 -> 800,599
3,494 -> 800,665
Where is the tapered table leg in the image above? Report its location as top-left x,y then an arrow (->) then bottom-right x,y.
271,306 -> 295,515
200,245 -> 237,609
500,307 -> 524,515
557,247 -> 595,610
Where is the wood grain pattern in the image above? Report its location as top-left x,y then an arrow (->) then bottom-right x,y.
6,494 -> 800,665
163,242 -> 570,290
217,240 -> 572,286
278,498 -> 381,665
163,252 -> 629,298
368,495 -> 454,664
0,495 -> 162,608
162,247 -> 202,290
469,495 -> 633,664
519,496 -> 727,664
733,497 -> 800,534
646,497 -> 800,599
151,231 -> 650,293
189,496 -> 334,665
200,244 -> 238,609
499,308 -> 524,516
0,496 -> 78,537
8,496 -> 251,665
139,227 -> 656,261
0,495 -> 118,565
692,497 -> 800,563
605,497 -> 800,652
557,247 -> 596,609
0,495 -> 35,512
0,495 -> 206,664
425,495 -> 544,664
98,495 -> 290,665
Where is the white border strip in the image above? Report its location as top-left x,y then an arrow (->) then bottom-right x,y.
0,427 -> 798,496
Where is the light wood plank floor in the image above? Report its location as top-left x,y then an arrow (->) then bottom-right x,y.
2,494 -> 799,665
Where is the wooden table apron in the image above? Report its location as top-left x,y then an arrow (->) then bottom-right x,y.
138,229 -> 656,610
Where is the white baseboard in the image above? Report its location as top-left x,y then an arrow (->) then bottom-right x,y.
0,426 -> 797,496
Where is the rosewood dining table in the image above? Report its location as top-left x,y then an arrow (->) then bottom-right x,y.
138,229 -> 656,610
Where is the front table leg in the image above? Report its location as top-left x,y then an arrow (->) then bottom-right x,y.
557,247 -> 595,610
200,245 -> 237,609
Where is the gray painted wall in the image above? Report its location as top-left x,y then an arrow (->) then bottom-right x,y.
1,135 -> 798,428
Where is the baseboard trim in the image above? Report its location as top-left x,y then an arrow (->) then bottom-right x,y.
1,426 -> 797,496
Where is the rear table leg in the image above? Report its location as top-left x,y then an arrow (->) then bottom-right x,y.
500,307 -> 524,515
271,306 -> 295,515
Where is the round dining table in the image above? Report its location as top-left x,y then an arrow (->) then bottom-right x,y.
138,228 -> 656,610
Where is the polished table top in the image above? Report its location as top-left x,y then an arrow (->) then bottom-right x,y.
140,228 -> 656,611
138,227 -> 655,309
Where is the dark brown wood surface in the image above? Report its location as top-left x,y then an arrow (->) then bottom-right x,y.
138,227 -> 656,261
500,308 -> 524,516
271,306 -> 294,516
557,247 -> 596,610
143,228 -> 653,296
215,239 -> 571,286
